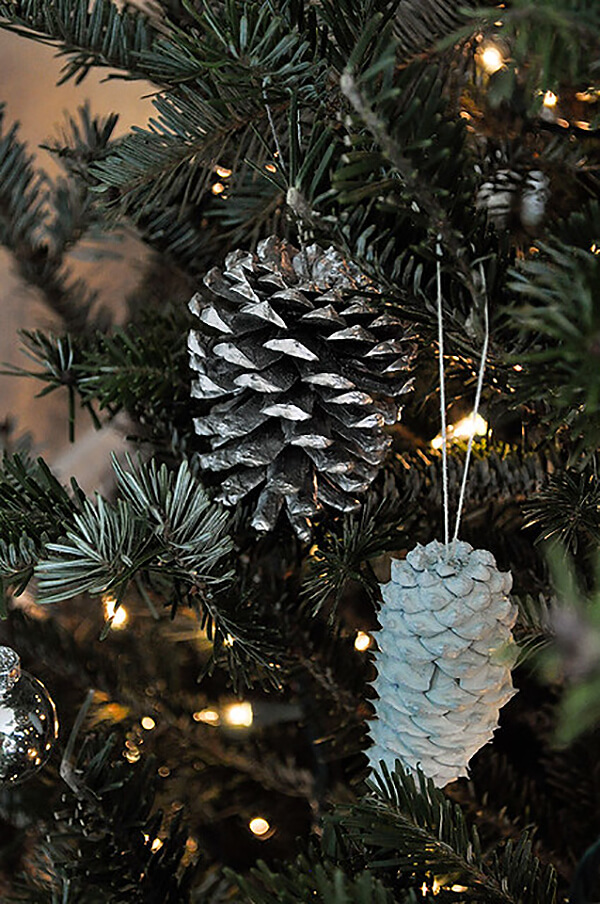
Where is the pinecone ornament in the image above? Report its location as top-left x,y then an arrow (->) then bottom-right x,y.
188,237 -> 415,539
369,540 -> 518,787
476,168 -> 550,232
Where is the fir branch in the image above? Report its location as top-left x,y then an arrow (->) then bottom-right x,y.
0,107 -> 100,332
232,856 -> 397,904
6,733 -> 196,903
302,502 -> 408,617
337,765 -> 557,903
36,458 -> 234,604
0,0 -> 159,85
523,457 -> 600,553
508,238 -> 600,454
338,49 -> 478,303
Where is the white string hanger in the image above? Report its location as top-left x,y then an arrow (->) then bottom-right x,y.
436,246 -> 490,550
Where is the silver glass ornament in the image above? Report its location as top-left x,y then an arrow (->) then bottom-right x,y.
0,646 -> 59,785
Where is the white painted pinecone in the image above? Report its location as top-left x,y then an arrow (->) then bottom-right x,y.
369,539 -> 518,787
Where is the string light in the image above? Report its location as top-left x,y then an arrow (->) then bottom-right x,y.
223,633 -> 235,647
431,414 -> 488,450
193,708 -> 220,724
223,702 -> 253,727
591,243 -> 600,255
141,716 -> 156,730
450,886 -> 469,893
103,595 -> 128,630
211,182 -> 225,195
265,163 -> 277,173
248,817 -> 271,837
215,166 -> 232,178
151,838 -> 163,852
542,90 -> 558,108
479,43 -> 504,74
354,631 -> 372,651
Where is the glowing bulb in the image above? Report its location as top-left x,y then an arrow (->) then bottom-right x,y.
211,182 -> 225,195
193,708 -> 220,724
215,166 -> 232,178
151,837 -> 163,852
450,413 -> 488,440
249,817 -> 270,837
141,716 -> 156,731
480,44 -> 504,74
432,878 -> 442,895
431,414 -> 488,449
591,243 -> 600,255
543,90 -> 558,107
421,883 -> 429,897
223,702 -> 253,727
450,886 -> 469,893
265,163 -> 277,173
354,631 -> 372,651
103,595 -> 128,630
223,633 -> 235,647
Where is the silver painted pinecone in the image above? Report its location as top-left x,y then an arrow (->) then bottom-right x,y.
369,539 -> 518,787
188,237 -> 415,539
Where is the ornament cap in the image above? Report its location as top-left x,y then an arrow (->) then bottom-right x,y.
0,646 -> 21,696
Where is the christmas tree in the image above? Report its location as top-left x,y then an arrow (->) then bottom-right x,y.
0,0 -> 599,900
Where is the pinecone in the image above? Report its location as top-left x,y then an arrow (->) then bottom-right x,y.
188,237 -> 415,539
476,169 -> 549,232
369,539 -> 517,787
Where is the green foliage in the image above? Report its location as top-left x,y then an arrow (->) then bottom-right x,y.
36,456 -> 234,605
6,732 -> 196,903
508,239 -> 600,454
302,502 -> 408,617
523,457 -> 600,553
0,452 -> 84,598
391,0 -> 471,63
0,0 -> 158,84
8,311 -> 192,446
232,856 -> 397,903
465,0 -> 600,109
0,106 -> 108,330
336,765 -> 557,903
541,543 -> 600,744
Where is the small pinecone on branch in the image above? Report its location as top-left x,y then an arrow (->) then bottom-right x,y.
369,539 -> 517,787
188,237 -> 415,539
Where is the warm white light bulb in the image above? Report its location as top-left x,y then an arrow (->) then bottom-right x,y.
223,702 -> 253,727
543,90 -> 558,107
354,631 -> 372,651
249,817 -> 270,836
103,595 -> 128,629
480,44 -> 504,74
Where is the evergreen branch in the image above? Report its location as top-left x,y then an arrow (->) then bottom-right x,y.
338,51 -> 478,303
392,0 -> 471,63
508,237 -> 600,453
460,0 -> 600,108
0,106 -> 100,331
337,766 -> 557,903
6,732 -> 195,903
7,312 -> 192,446
0,0 -> 159,85
523,457 -> 600,553
231,856 -> 397,904
36,458 -> 234,604
302,501 -> 409,617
